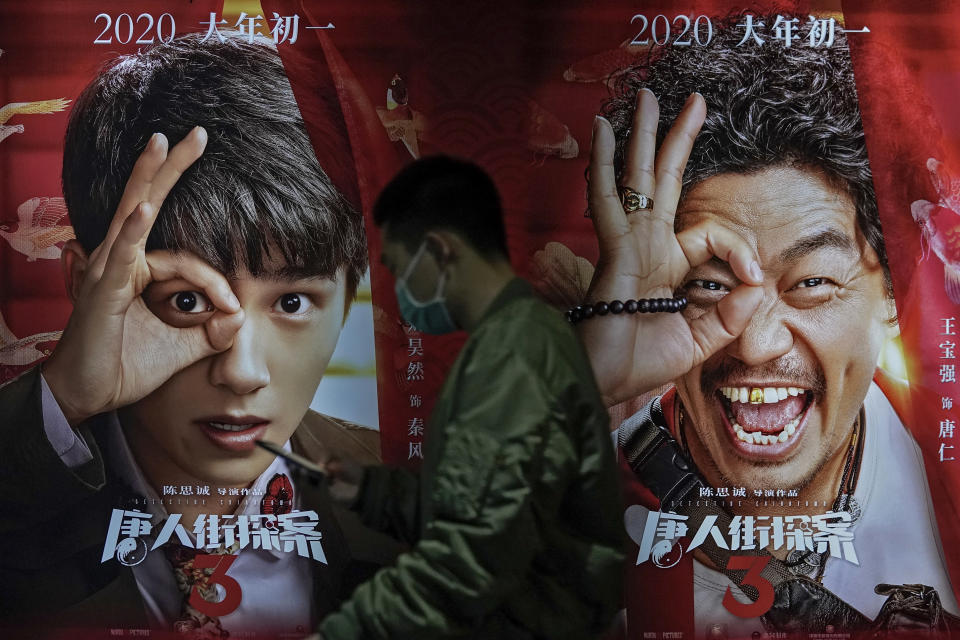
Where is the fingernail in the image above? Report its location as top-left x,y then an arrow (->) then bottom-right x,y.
229,293 -> 240,310
640,87 -> 655,99
749,261 -> 763,282
592,115 -> 611,143
147,133 -> 159,150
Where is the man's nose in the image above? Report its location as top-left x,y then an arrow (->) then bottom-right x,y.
209,315 -> 270,394
724,292 -> 794,366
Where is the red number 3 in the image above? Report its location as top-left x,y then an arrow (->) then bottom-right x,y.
189,554 -> 243,617
722,555 -> 774,617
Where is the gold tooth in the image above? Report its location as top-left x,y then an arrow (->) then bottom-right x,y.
749,387 -> 764,404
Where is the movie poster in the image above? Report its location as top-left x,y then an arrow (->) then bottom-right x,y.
1,0 -> 958,638
512,1 -> 960,638
0,1 -> 407,638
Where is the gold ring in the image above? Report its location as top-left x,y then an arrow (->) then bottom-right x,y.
618,186 -> 654,213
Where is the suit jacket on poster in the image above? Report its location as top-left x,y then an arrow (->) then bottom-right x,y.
0,366 -> 396,638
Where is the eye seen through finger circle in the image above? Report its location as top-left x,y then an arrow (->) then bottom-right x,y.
682,278 -> 730,306
170,290 -> 212,313
274,293 -> 312,314
690,279 -> 726,291
796,277 -> 826,288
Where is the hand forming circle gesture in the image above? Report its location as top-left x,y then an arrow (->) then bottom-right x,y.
580,90 -> 764,406
44,127 -> 245,425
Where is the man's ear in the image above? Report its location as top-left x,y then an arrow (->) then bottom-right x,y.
61,239 -> 89,305
424,230 -> 457,267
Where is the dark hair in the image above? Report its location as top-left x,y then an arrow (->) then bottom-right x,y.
372,155 -> 509,259
62,33 -> 367,295
602,13 -> 890,293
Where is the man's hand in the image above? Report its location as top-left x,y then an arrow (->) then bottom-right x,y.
325,455 -> 365,506
581,90 -> 764,405
44,127 -> 244,425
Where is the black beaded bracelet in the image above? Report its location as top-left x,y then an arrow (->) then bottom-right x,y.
566,296 -> 687,324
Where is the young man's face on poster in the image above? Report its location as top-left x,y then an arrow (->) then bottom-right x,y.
121,259 -> 348,488
673,164 -> 892,491
48,33 -> 367,491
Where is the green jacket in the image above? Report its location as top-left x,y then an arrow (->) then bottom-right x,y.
321,278 -> 624,639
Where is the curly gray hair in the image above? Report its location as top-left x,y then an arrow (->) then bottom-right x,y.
602,12 -> 889,292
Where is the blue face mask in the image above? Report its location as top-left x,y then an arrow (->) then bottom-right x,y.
394,241 -> 458,335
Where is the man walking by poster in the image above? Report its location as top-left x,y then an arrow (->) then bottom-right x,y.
317,156 -> 624,639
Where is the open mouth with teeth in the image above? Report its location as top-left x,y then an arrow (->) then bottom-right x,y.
716,385 -> 814,456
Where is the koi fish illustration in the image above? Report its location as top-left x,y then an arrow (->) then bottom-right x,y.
529,241 -> 594,309
911,158 -> 960,303
0,123 -> 24,145
563,39 -> 653,84
0,196 -> 75,261
0,97 -> 70,127
376,74 -> 426,159
525,99 -> 578,160
0,96 -> 70,146
0,310 -> 60,367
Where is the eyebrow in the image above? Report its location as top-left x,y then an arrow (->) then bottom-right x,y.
777,228 -> 856,264
244,267 -> 336,283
